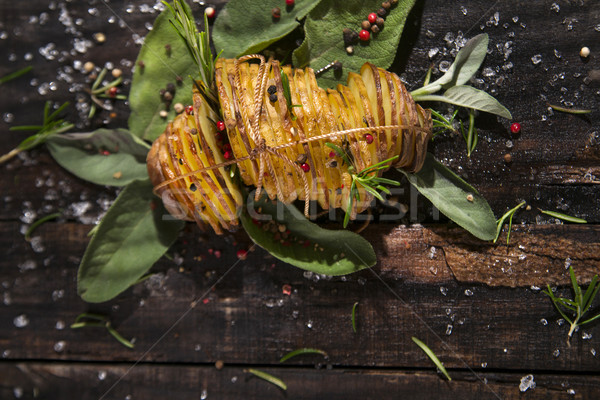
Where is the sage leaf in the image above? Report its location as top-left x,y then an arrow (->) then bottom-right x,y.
77,180 -> 184,303
293,0 -> 417,88
412,34 -> 488,96
213,0 -> 323,58
400,153 -> 497,241
414,85 -> 512,119
128,4 -> 196,141
46,129 -> 150,186
240,197 -> 376,275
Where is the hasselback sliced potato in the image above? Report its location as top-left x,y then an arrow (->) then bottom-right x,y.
148,56 -> 432,234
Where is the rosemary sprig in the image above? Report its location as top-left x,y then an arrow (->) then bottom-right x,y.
87,67 -> 125,118
461,109 -> 477,157
538,209 -> 587,224
71,312 -> 135,348
0,65 -> 33,85
547,103 -> 591,115
325,142 -> 400,228
430,109 -> 459,139
279,348 -> 328,363
494,200 -> 526,244
351,301 -> 359,333
544,267 -> 600,346
245,369 -> 287,391
280,70 -> 302,120
163,0 -> 220,105
412,337 -> 451,381
0,101 -> 73,164
24,211 -> 62,240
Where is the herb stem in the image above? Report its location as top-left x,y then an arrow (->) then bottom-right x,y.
0,66 -> 33,85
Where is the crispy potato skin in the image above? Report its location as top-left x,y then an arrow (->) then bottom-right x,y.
147,60 -> 432,233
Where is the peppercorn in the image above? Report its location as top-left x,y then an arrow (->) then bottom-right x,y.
166,82 -> 176,94
377,8 -> 387,17
269,93 -> 278,102
361,20 -> 371,31
343,28 -> 359,46
359,29 -> 370,42
205,6 -> 216,18
368,13 -> 378,24
382,1 -> 391,11
272,7 -> 281,19
510,122 -> 521,134
376,17 -> 385,29
332,61 -> 343,72
285,0 -> 295,6
267,85 -> 277,95
296,153 -> 308,164
371,24 -> 380,34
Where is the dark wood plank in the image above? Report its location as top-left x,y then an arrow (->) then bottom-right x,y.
1,221 -> 598,372
1,0 -> 600,399
2,362 -> 599,400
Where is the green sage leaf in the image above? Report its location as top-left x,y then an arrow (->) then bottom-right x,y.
213,0 -> 323,58
400,153 -> 497,241
240,197 -> 376,275
128,4 -> 196,141
78,179 -> 184,303
46,129 -> 150,186
412,34 -> 488,96
293,0 -> 417,88
414,85 -> 512,119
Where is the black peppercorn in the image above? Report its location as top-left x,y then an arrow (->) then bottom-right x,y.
343,28 -> 359,46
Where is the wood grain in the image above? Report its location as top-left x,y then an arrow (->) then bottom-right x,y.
1,0 -> 599,399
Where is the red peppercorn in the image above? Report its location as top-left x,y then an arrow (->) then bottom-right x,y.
329,151 -> 336,158
285,0 -> 295,6
282,284 -> 292,295
236,249 -> 248,260
510,122 -> 521,134
223,150 -> 233,160
204,6 -> 215,19
359,29 -> 370,41
367,13 -> 377,24
216,120 -> 225,131
300,162 -> 310,172
364,133 -> 374,144
222,143 -> 232,152
107,87 -> 118,97
185,105 -> 194,115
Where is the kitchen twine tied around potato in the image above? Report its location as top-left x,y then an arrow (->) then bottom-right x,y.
153,54 -> 429,217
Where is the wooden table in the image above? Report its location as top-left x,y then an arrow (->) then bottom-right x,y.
1,1 -> 599,398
